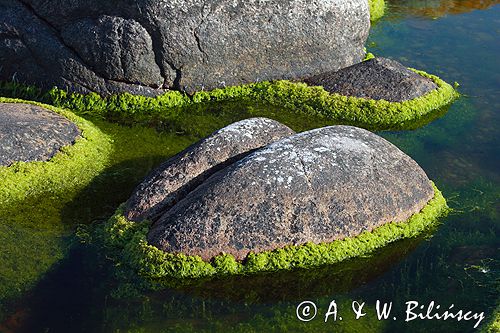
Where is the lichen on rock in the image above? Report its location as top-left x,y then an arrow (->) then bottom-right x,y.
124,117 -> 295,222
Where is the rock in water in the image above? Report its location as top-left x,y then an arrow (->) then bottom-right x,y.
148,125 -> 434,260
0,0 -> 370,95
304,57 -> 438,102
0,103 -> 80,166
124,118 -> 295,222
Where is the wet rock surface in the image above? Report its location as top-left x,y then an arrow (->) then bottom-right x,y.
124,118 -> 295,222
304,57 -> 438,102
0,0 -> 369,95
146,124 -> 434,260
0,103 -> 80,166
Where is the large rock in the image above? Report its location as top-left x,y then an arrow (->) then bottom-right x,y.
147,125 -> 434,260
0,103 -> 80,166
125,118 -> 295,222
304,57 -> 438,102
0,0 -> 370,95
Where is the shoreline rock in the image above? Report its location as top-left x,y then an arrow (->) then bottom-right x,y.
124,118 -> 295,222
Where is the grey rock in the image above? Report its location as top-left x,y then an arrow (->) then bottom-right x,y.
1,0 -> 370,95
304,57 -> 438,102
124,118 -> 295,222
148,125 -> 434,261
0,103 -> 80,166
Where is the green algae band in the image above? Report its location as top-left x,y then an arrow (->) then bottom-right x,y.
0,98 -> 113,306
0,67 -> 458,131
98,179 -> 448,283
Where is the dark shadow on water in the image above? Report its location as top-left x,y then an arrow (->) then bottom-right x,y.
5,230 -> 436,333
61,156 -> 171,226
104,99 -> 452,136
0,156 -> 176,332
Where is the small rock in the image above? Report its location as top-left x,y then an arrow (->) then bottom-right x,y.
0,103 -> 80,166
304,57 -> 438,102
147,125 -> 434,260
124,118 -> 295,222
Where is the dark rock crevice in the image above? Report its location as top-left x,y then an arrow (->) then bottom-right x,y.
14,1 -> 166,93
193,0 -> 211,62
124,118 -> 295,223
148,149 -> 260,226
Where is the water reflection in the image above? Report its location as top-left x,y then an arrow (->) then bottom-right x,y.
388,0 -> 500,18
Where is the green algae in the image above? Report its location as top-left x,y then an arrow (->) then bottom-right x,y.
93,183 -> 448,289
482,305 -> 500,333
368,0 -> 386,22
0,67 -> 458,131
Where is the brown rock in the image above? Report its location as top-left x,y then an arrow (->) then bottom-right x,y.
124,117 -> 295,222
148,125 -> 434,260
0,103 -> 80,166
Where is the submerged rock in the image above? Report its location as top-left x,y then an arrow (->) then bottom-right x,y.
124,118 -> 295,222
0,0 -> 369,95
0,103 -> 80,166
304,57 -> 438,102
147,125 -> 434,261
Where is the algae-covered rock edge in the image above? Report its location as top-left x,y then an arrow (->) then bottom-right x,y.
92,182 -> 448,285
0,67 -> 458,130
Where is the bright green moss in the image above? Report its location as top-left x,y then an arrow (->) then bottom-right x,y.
0,67 -> 458,131
94,183 -> 448,287
483,305 -> 500,333
368,0 -> 385,22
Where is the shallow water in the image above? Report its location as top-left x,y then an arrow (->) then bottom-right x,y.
1,1 -> 499,332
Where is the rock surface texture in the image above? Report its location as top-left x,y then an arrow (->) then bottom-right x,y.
304,57 -> 438,102
0,103 -> 80,166
0,0 -> 370,95
125,118 -> 295,222
146,124 -> 434,260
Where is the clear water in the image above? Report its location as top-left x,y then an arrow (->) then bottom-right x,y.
1,1 -> 499,332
